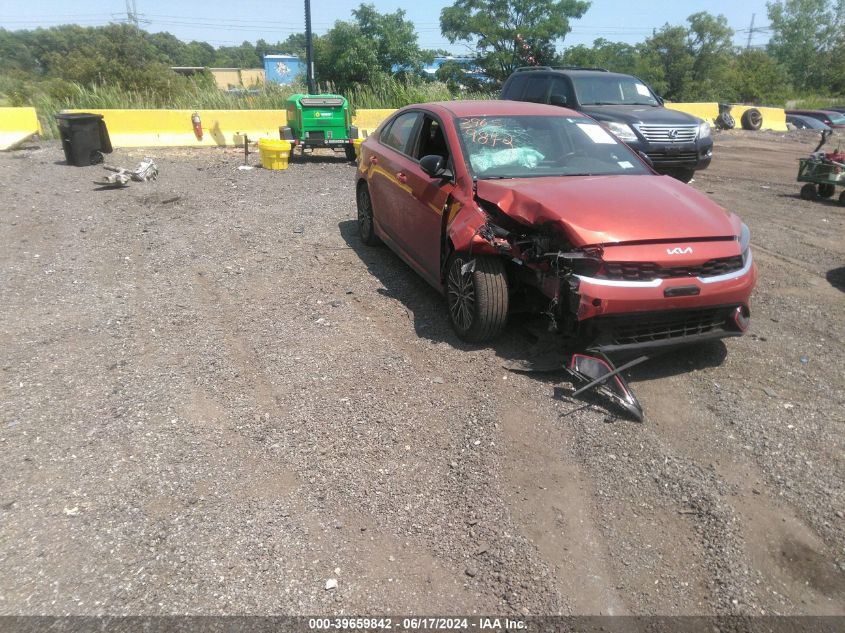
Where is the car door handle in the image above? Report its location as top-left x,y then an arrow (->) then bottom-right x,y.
396,172 -> 407,183
369,156 -> 378,165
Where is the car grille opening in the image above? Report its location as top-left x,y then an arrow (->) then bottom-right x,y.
592,307 -> 737,347
636,124 -> 698,143
645,150 -> 700,164
601,256 -> 743,281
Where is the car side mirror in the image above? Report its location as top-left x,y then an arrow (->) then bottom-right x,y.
550,95 -> 568,107
420,154 -> 453,179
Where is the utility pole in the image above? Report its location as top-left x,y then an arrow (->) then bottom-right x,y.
304,0 -> 316,94
746,13 -> 755,50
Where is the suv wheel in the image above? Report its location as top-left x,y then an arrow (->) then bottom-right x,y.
445,253 -> 509,343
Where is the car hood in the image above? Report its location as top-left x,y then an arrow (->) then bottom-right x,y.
580,104 -> 701,126
475,175 -> 740,246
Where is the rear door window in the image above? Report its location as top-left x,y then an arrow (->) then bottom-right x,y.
380,112 -> 420,155
549,77 -> 575,107
523,77 -> 548,103
502,74 -> 529,100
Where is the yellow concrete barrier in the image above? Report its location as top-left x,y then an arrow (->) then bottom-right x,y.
0,107 -> 41,150
665,102 -> 787,132
63,109 -> 287,147
665,102 -> 719,123
353,109 -> 395,136
731,105 -> 788,132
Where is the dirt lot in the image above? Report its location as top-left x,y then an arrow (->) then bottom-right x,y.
0,130 -> 843,617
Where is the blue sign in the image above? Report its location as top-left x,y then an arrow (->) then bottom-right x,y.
264,55 -> 303,85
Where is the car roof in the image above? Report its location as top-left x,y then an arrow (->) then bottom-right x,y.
412,99 -> 586,119
555,69 -> 631,79
510,68 -> 635,80
787,109 -> 833,115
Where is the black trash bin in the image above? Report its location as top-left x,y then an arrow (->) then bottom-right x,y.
55,113 -> 113,166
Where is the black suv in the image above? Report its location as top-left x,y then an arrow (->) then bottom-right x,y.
500,67 -> 713,182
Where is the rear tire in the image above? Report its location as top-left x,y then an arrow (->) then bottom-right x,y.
800,183 -> 818,200
839,190 -> 845,206
345,144 -> 357,161
741,108 -> 763,131
356,183 -> 381,246
445,253 -> 509,343
818,183 -> 835,199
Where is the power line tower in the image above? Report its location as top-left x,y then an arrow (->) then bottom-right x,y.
125,0 -> 139,27
746,13 -> 755,50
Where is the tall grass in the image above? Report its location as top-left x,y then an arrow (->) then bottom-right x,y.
347,79 -> 492,109
2,75 -> 493,139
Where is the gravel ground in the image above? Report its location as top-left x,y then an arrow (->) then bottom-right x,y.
0,131 -> 843,616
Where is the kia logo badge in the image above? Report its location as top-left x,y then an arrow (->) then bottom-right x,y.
667,247 -> 693,255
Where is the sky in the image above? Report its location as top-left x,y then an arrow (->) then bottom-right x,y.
0,0 -> 774,54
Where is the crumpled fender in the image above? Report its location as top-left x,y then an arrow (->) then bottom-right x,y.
447,202 -> 499,255
474,179 -> 574,242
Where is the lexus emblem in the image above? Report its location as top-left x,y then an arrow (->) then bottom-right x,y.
668,128 -> 679,139
667,247 -> 693,255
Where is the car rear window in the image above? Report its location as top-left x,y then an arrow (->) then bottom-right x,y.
455,115 -> 650,179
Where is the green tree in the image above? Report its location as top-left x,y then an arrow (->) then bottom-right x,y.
767,0 -> 843,92
639,25 -> 693,100
435,59 -> 485,92
558,38 -> 667,95
353,4 -> 430,73
724,49 -> 792,103
440,0 -> 590,83
313,4 -> 428,91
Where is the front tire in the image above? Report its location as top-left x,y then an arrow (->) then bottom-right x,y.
356,184 -> 381,246
445,253 -> 509,343
800,183 -> 818,200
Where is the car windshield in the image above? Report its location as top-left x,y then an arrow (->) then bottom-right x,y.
455,115 -> 650,179
570,75 -> 659,106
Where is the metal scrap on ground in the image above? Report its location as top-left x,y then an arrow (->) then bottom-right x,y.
95,158 -> 158,188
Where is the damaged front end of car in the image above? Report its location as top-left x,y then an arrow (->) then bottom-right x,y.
444,180 -> 754,422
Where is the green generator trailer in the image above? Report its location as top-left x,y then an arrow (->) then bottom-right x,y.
281,93 -> 359,160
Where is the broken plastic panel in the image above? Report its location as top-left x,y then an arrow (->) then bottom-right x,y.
566,353 -> 646,422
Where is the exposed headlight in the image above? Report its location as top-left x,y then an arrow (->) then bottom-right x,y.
605,122 -> 638,142
739,223 -> 751,262
699,121 -> 711,139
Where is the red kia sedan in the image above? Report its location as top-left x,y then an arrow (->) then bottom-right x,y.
354,100 -> 756,354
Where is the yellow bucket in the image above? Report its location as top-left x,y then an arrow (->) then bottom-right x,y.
353,137 -> 364,158
258,138 -> 291,170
